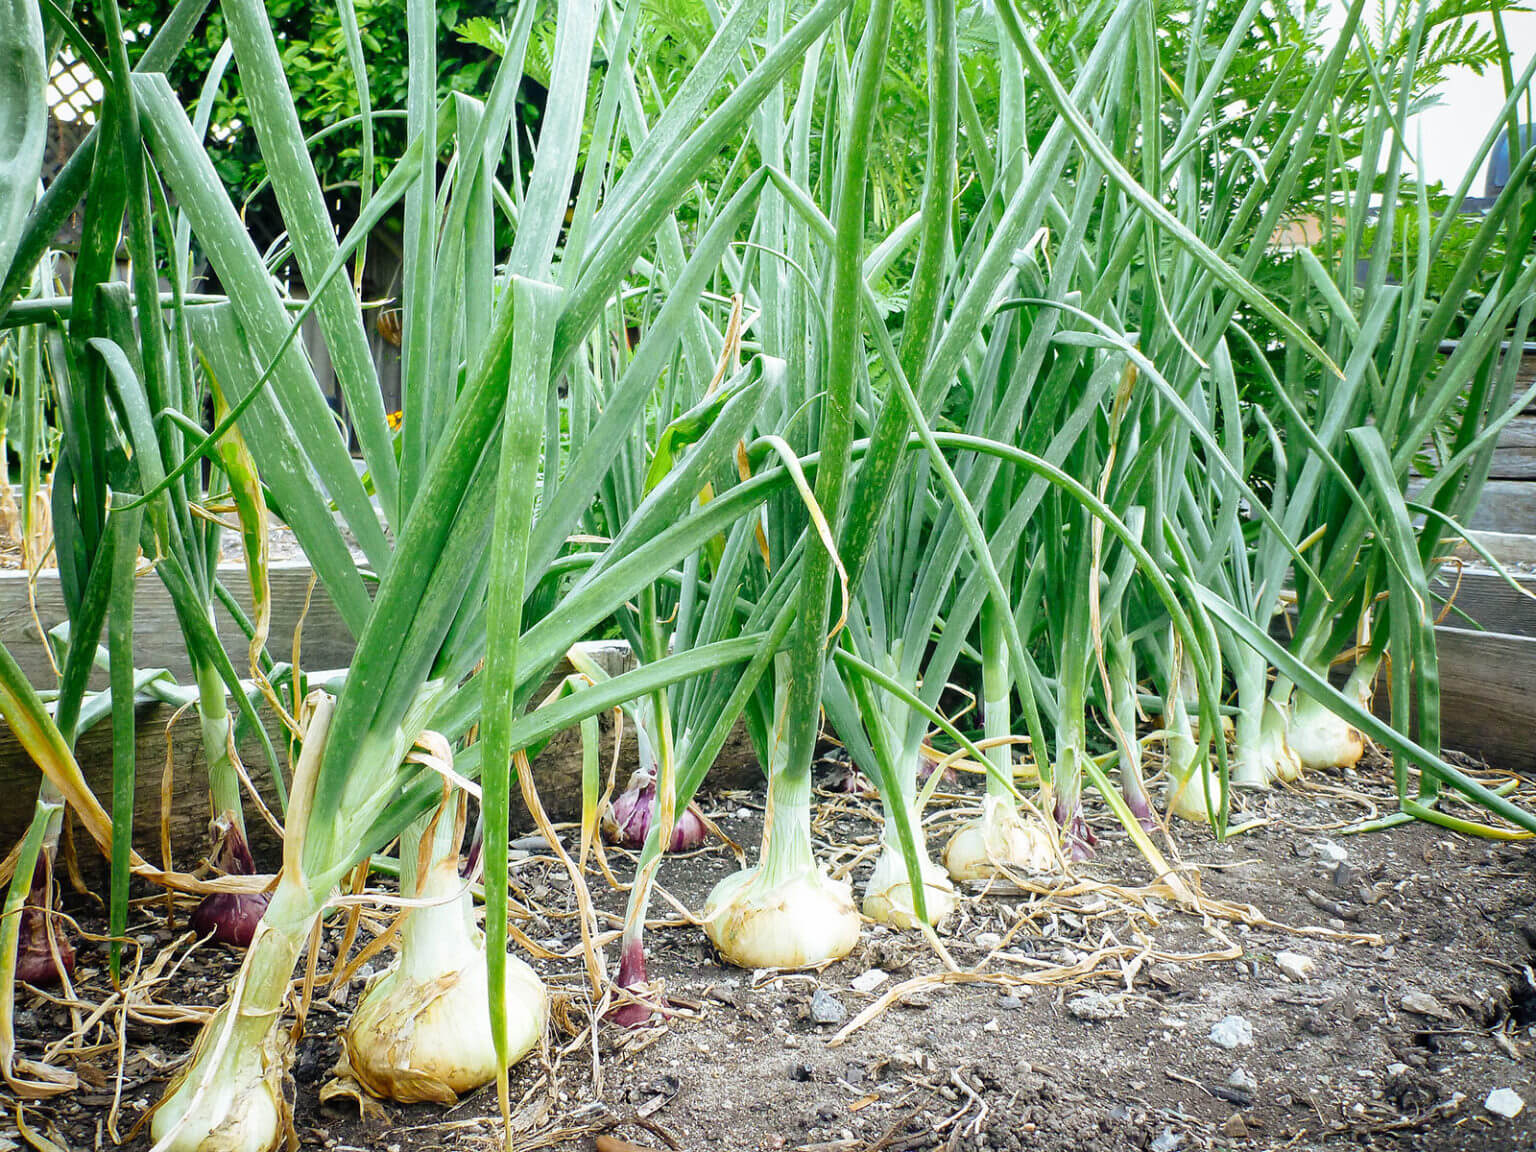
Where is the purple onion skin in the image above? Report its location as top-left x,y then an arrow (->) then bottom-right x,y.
608,938 -> 655,1027
1053,799 -> 1097,862
190,892 -> 270,947
601,773 -> 710,853
824,763 -> 875,795
917,758 -> 958,787
1124,790 -> 1159,833
192,821 -> 270,947
16,864 -> 73,986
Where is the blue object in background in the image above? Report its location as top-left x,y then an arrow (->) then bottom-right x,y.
1486,123 -> 1534,197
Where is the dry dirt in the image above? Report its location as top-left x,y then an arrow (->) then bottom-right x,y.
5,749 -> 1536,1152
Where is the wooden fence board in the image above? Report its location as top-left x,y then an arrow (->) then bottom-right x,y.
1438,480 -> 1536,534
1489,416 -> 1536,480
1393,626 -> 1536,774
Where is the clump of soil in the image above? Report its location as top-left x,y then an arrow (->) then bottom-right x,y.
5,750 -> 1536,1152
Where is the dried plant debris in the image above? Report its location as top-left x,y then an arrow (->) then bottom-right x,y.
0,781 -> 1533,1151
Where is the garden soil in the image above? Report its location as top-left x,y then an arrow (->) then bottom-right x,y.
6,748 -> 1536,1152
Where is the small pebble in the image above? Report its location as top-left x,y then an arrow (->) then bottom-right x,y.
1222,1113 -> 1248,1139
1228,1067 -> 1257,1093
1486,1088 -> 1525,1119
1400,992 -> 1446,1017
998,994 -> 1024,1010
1209,1015 -> 1254,1049
1067,991 -> 1124,1021
974,932 -> 1002,950
810,988 -> 847,1025
851,969 -> 888,994
1312,838 -> 1349,863
983,1018 -> 999,1033
1150,1130 -> 1183,1152
510,833 -> 556,852
1275,951 -> 1316,982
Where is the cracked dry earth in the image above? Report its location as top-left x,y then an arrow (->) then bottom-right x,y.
5,750 -> 1536,1152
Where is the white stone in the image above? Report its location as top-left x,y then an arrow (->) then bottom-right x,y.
1067,991 -> 1125,1021
983,1018 -> 999,1033
975,932 -> 1003,950
1486,1088 -> 1525,1119
1275,951 -> 1317,981
1401,991 -> 1447,1017
1227,1067 -> 1257,1093
1209,1015 -> 1255,1049
1311,838 -> 1349,863
851,969 -> 889,994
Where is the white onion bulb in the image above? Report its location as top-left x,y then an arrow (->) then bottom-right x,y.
861,846 -> 956,928
1288,694 -> 1364,772
943,796 -> 1054,881
151,1017 -> 290,1152
1164,766 -> 1221,823
343,861 -> 547,1103
703,864 -> 860,970
1232,717 -> 1302,787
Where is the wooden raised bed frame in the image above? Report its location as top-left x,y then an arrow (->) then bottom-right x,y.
0,562 -> 758,875
0,527 -> 1532,875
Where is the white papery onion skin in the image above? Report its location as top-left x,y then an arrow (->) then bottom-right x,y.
150,892 -> 314,1152
861,846 -> 956,928
1232,718 -> 1302,787
703,865 -> 860,970
1288,694 -> 1365,772
343,860 -> 547,1104
942,796 -> 1054,881
150,1019 -> 290,1152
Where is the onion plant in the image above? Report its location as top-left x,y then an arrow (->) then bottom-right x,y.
1,0 -> 1534,1141
129,0 -> 863,1141
821,458 -> 964,926
1268,34 -> 1536,815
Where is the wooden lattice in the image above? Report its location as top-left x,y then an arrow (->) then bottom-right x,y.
47,47 -> 102,126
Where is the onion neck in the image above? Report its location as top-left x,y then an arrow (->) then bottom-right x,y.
980,597 -> 1014,803
1343,655 -> 1379,708
195,653 -> 243,833
400,858 -> 478,985
759,757 -> 814,889
244,878 -> 324,1005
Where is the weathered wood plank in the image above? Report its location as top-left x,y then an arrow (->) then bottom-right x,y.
1452,531 -> 1536,567
0,561 -> 357,690
1488,417 -> 1536,480
1440,480 -> 1536,535
1375,626 -> 1536,774
1429,568 -> 1536,639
